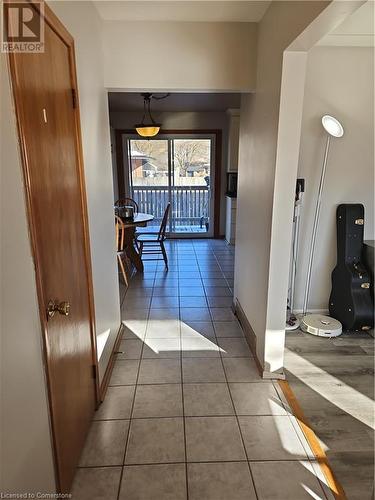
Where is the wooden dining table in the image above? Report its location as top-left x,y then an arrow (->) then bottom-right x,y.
120,212 -> 154,273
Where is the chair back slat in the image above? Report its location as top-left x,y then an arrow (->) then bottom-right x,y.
115,197 -> 139,214
158,203 -> 171,241
115,215 -> 125,252
115,215 -> 130,286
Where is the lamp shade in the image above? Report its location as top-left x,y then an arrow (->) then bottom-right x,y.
322,115 -> 344,138
135,125 -> 161,138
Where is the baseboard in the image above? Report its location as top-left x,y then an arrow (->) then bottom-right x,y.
233,298 -> 263,376
262,370 -> 285,380
233,299 -> 257,354
233,298 -> 285,380
99,322 -> 124,401
293,308 -> 329,315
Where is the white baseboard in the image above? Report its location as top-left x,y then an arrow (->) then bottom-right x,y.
293,309 -> 329,315
234,298 -> 285,380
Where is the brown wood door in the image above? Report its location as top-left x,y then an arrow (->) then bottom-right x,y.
8,4 -> 98,492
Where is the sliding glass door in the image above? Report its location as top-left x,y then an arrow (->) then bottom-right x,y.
170,138 -> 212,234
127,138 -> 170,233
126,134 -> 215,237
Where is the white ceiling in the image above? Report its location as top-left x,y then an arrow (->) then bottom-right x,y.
108,92 -> 241,112
318,1 -> 374,47
94,1 -> 270,22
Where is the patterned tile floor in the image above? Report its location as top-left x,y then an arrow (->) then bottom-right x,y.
72,239 -> 334,500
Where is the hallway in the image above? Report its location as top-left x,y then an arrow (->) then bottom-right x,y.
73,240 -> 332,499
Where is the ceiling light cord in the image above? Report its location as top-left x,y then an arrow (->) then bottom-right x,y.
135,92 -> 169,138
140,96 -> 147,125
139,92 -> 169,126
146,96 -> 157,125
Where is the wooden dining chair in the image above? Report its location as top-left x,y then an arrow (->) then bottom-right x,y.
114,197 -> 139,214
135,203 -> 171,269
115,197 -> 143,251
115,215 -> 131,286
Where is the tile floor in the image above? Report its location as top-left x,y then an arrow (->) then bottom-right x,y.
72,239 -> 334,500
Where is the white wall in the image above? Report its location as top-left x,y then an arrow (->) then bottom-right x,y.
294,45 -> 374,311
103,21 -> 257,92
227,110 -> 240,172
51,1 -> 121,382
234,1 -> 330,374
0,55 -> 56,493
110,110 -> 230,235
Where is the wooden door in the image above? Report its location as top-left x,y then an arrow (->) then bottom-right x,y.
8,3 -> 98,492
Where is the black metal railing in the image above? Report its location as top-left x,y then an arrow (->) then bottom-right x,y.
132,185 -> 209,228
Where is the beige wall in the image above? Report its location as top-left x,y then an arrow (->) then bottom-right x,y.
103,21 -> 257,92
110,110 -> 231,235
51,1 -> 121,382
263,2 -> 364,375
234,1 -> 329,373
295,45 -> 374,311
227,110 -> 240,172
1,1 -> 122,490
0,55 -> 56,492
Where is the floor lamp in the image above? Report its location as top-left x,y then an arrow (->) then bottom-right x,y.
286,180 -> 304,331
301,115 -> 344,338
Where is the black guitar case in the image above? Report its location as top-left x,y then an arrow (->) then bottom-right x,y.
329,204 -> 374,331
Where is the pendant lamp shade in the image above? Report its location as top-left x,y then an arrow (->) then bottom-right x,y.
135,125 -> 161,138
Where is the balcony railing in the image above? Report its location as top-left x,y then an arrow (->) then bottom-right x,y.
132,185 -> 209,230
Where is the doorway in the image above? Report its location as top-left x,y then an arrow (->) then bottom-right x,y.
7,3 -> 98,492
116,130 -> 222,238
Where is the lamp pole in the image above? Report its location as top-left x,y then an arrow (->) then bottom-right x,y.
302,134 -> 331,315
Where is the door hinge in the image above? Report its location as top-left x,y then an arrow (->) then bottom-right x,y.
71,88 -> 77,109
92,364 -> 97,379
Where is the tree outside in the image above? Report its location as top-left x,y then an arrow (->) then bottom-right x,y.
130,139 -> 210,179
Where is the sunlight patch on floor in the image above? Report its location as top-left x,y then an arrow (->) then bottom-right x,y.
143,322 -> 226,353
285,348 -> 374,428
301,482 -> 325,500
300,460 -> 334,499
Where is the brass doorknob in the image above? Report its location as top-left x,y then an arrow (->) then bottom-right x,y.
47,300 -> 70,319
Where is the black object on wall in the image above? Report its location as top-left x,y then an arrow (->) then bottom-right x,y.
329,204 -> 374,331
226,172 -> 238,197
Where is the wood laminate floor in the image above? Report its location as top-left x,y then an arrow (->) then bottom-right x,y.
285,329 -> 375,500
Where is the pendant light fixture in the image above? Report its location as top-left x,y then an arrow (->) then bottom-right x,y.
135,93 -> 170,138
